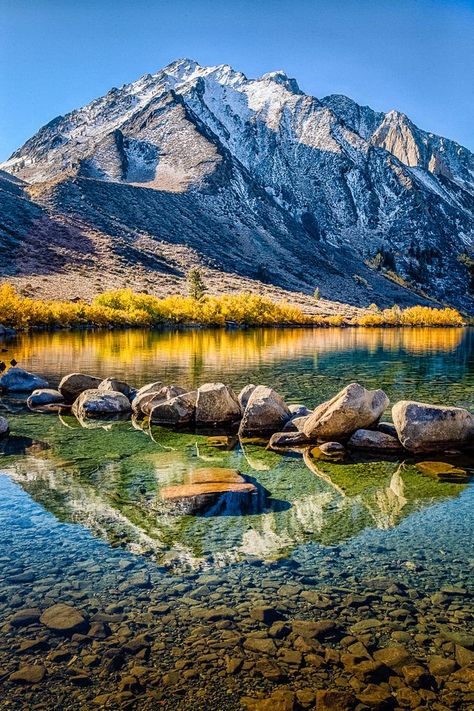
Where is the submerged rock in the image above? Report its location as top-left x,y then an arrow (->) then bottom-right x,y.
268,431 -> 312,449
27,388 -> 64,408
0,367 -> 48,393
239,385 -> 291,436
303,383 -> 389,441
392,400 -> 474,452
415,461 -> 468,480
39,603 -> 86,634
72,389 -> 132,418
0,415 -> 9,437
161,481 -> 257,514
59,373 -> 102,402
310,441 -> 346,461
195,382 -> 241,424
187,467 -> 244,484
348,428 -> 402,451
149,391 -> 197,425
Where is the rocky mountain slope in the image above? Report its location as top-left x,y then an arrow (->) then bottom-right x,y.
1,59 -> 473,310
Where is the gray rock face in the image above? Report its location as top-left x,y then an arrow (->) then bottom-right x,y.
392,400 -> 474,452
347,428 -> 402,451
2,60 -> 473,309
149,391 -> 197,425
195,382 -> 241,424
131,381 -> 164,414
98,377 -> 134,399
239,386 -> 291,436
27,388 -> 64,408
139,385 -> 188,416
0,367 -> 48,393
0,415 -> 9,436
72,389 -> 132,418
59,373 -> 102,402
303,383 -> 389,441
238,384 -> 257,411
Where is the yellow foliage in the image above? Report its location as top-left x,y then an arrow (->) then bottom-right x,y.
0,284 -> 464,330
356,304 -> 463,327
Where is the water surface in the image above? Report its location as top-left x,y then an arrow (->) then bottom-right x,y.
0,327 -> 473,710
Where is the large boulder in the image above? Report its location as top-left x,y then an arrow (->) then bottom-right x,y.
72,389 -> 132,418
0,367 -> 48,393
131,381 -> 164,414
59,373 -> 102,403
98,377 -> 135,400
195,383 -> 241,424
149,391 -> 197,426
0,416 -> 9,437
347,428 -> 402,451
27,389 -> 64,408
239,386 -> 291,436
140,385 -> 188,417
303,383 -> 389,441
392,400 -> 474,453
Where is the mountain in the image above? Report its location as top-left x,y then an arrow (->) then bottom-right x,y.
1,58 -> 474,310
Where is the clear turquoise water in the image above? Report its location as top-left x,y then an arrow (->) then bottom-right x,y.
0,327 -> 473,708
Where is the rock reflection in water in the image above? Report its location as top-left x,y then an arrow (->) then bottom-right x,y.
1,411 -> 469,570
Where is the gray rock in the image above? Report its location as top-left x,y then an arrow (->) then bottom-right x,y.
72,389 -> 132,418
268,431 -> 312,448
98,377 -> 134,399
195,382 -> 241,424
0,367 -> 48,393
392,400 -> 474,452
347,428 -> 402,451
59,373 -> 102,402
140,385 -> 188,416
131,381 -> 164,414
149,391 -> 197,425
239,385 -> 291,436
238,384 -> 257,411
303,383 -> 389,441
27,388 -> 64,408
0,415 -> 9,437
288,404 -> 312,418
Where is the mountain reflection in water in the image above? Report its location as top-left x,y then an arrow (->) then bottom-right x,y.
2,413 -> 469,571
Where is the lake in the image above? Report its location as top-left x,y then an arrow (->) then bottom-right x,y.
1,327 -> 473,710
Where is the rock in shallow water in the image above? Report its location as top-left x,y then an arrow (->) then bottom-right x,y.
303,383 -> 389,441
39,603 -> 86,634
239,385 -> 291,436
195,382 -> 241,424
347,428 -> 402,451
0,367 -> 48,392
27,388 -> 64,408
149,390 -> 197,425
72,389 -> 132,418
161,481 -> 257,514
59,373 -> 102,402
392,400 -> 474,452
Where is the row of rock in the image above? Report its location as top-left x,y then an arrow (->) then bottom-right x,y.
1,367 -> 474,454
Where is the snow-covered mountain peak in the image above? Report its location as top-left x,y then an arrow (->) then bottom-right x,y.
259,70 -> 301,94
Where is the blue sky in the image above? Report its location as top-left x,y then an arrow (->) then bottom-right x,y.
1,0 -> 473,160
